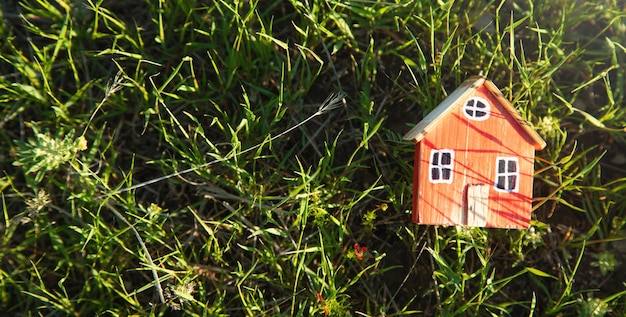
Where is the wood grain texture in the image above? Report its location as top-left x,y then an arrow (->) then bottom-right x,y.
405,76 -> 545,228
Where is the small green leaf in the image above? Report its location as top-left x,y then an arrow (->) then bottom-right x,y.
248,227 -> 286,238
525,267 -> 556,279
11,83 -> 46,102
177,84 -> 196,92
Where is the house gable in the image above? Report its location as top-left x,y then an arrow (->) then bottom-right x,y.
403,75 -> 546,151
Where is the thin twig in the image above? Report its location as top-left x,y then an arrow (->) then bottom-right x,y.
103,92 -> 346,197
106,203 -> 166,304
387,229 -> 428,310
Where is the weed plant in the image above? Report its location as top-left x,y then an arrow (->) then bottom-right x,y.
1,0 -> 626,315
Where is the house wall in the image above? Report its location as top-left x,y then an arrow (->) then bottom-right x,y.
414,85 -> 537,228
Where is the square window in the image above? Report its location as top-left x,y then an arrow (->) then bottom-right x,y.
429,149 -> 454,184
495,157 -> 519,192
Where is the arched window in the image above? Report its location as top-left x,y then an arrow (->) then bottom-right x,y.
463,97 -> 490,120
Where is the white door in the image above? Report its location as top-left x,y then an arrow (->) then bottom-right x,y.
467,185 -> 489,226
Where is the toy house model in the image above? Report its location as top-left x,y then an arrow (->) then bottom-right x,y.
404,75 -> 546,228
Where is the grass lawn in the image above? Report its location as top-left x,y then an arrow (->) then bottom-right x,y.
1,0 -> 626,315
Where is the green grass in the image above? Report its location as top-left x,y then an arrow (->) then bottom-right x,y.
1,0 -> 626,315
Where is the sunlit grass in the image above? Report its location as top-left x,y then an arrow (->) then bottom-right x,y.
1,0 -> 626,315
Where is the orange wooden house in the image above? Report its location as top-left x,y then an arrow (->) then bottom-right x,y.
404,75 -> 546,228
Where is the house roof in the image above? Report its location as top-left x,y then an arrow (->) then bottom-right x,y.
403,75 -> 546,150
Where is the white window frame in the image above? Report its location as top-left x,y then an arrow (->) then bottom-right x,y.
494,157 -> 519,192
463,97 -> 490,121
429,149 -> 454,184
